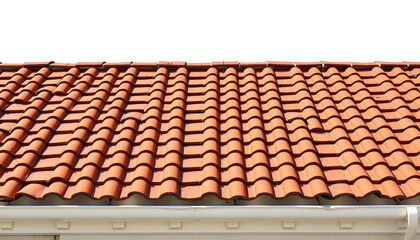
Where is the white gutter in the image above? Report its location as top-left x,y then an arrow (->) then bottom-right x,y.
0,205 -> 417,238
0,205 -> 417,220
0,205 -> 414,221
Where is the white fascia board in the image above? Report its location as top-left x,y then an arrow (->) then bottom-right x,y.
0,205 -> 414,221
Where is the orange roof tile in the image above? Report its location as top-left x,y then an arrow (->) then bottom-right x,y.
0,61 -> 420,201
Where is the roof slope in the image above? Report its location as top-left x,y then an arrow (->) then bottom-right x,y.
0,61 -> 420,201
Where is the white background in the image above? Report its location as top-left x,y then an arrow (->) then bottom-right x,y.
1,0 -> 419,63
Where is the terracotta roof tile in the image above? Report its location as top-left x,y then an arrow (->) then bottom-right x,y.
0,62 -> 420,201
212,61 -> 240,68
0,63 -> 24,69
102,62 -> 133,68
159,61 -> 186,68
75,62 -> 105,67
23,62 -> 54,68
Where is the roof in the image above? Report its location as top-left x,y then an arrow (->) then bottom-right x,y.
0,61 -> 420,202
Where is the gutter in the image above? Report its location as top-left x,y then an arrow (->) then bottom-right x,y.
0,205 -> 415,221
0,205 -> 417,238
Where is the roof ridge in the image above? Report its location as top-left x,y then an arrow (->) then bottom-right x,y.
0,61 -> 418,70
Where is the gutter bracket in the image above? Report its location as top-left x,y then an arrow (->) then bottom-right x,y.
404,207 -> 418,240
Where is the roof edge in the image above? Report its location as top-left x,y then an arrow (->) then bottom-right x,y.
0,205 -> 416,238
0,205 -> 416,221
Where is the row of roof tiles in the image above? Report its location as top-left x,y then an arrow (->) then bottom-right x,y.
0,63 -> 419,201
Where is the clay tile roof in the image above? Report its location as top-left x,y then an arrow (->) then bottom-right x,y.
0,61 -> 420,201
